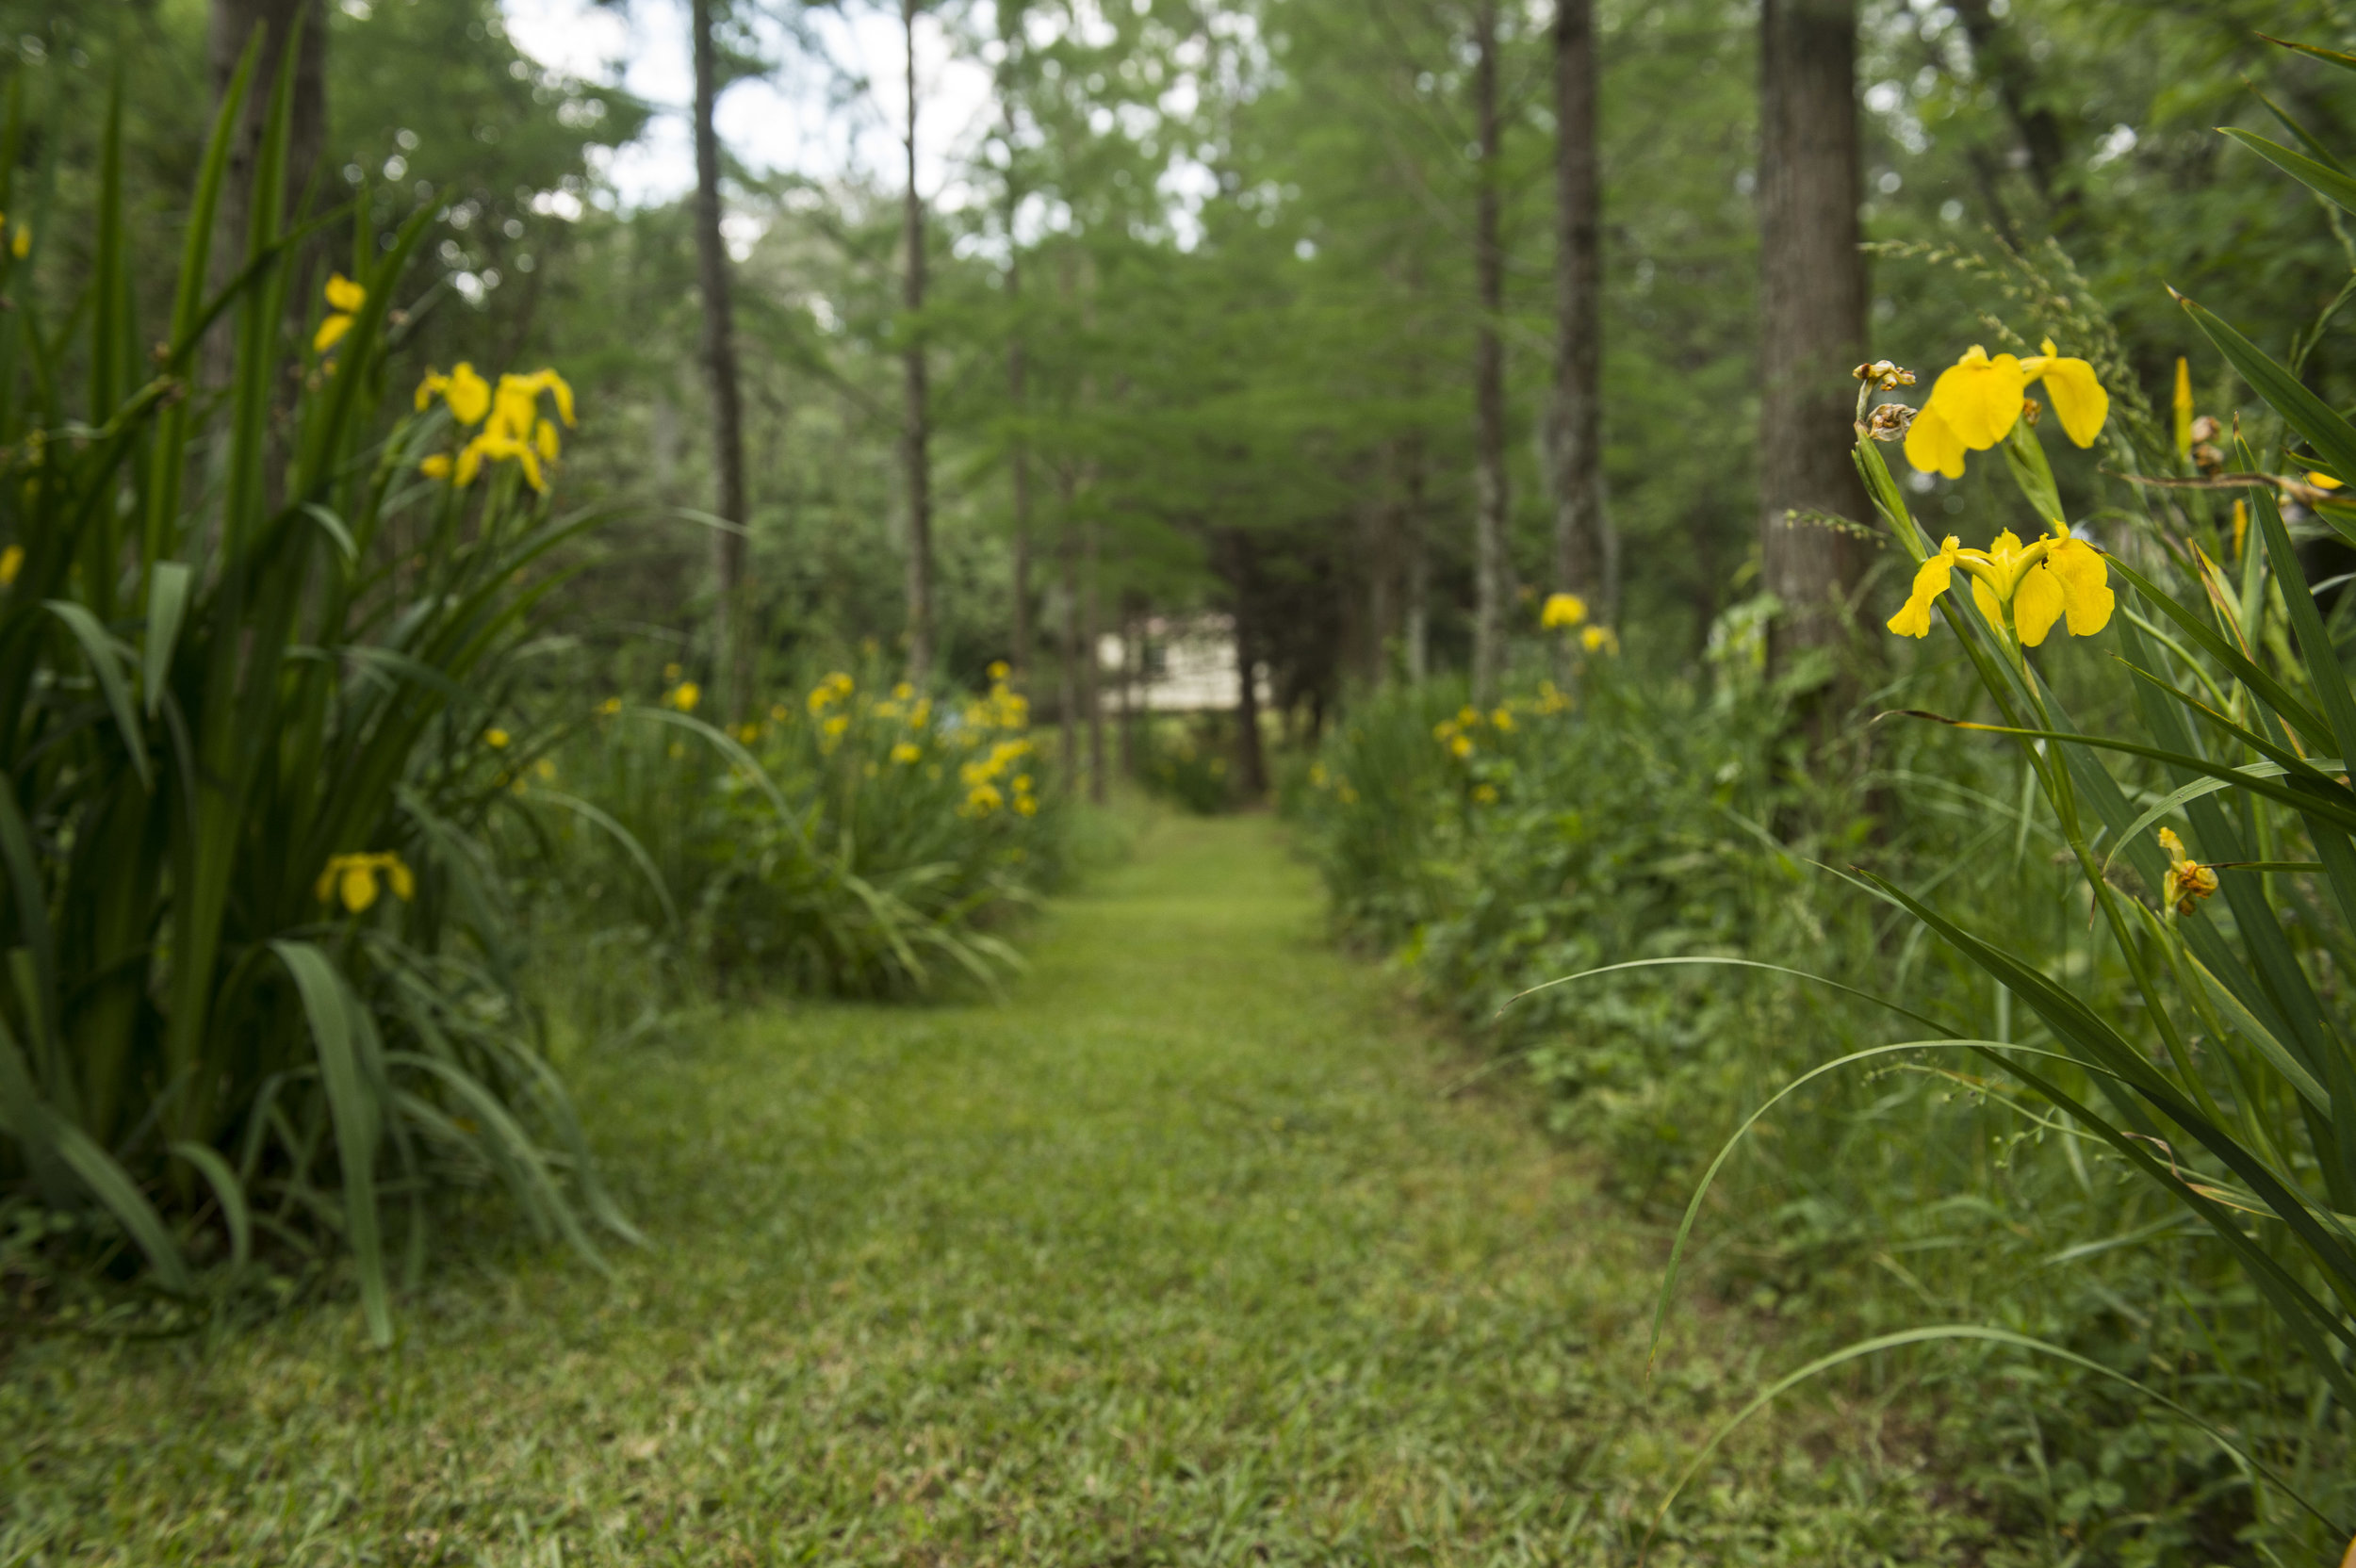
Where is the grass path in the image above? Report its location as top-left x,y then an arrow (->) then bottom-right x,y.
3,816 -> 1976,1565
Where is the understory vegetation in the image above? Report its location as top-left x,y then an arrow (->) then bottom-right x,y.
1297,228 -> 2356,1568
0,70 -> 1083,1348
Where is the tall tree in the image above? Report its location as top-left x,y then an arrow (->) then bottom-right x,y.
1469,0 -> 1510,704
1007,273 -> 1034,684
690,0 -> 753,717
210,0 -> 328,232
207,0 -> 327,387
1057,507 -> 1079,783
1758,0 -> 1868,668
1083,514 -> 1105,801
1227,531 -> 1268,798
900,0 -> 937,682
1549,0 -> 1605,623
1003,102 -> 1034,685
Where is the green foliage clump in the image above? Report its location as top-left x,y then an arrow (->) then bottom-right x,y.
1300,616 -> 2353,1557
0,63 -> 629,1342
515,659 -> 1069,1031
1138,715 -> 1237,815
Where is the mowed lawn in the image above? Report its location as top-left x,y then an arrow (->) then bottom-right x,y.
2,816 -> 1979,1565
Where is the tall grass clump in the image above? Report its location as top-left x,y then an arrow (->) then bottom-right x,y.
0,50 -> 630,1343
517,657 -> 1067,1026
1761,67 -> 2356,1542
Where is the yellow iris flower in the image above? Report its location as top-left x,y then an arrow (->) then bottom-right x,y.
1580,626 -> 1618,655
891,742 -> 923,764
1540,592 -> 1587,629
664,681 -> 701,713
314,272 -> 366,352
416,365 -> 573,491
1888,527 -> 2114,646
316,851 -> 416,914
1904,341 -> 2109,478
0,545 -> 20,586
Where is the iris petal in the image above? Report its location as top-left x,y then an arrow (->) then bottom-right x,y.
446,364 -> 492,425
1904,404 -> 1966,478
2033,356 -> 2109,448
1971,576 -> 2004,629
2045,538 -> 2115,635
1887,543 -> 1957,637
1926,346 -> 2027,449
2014,564 -> 2066,645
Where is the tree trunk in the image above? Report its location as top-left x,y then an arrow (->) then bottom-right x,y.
1057,505 -> 1079,788
1083,515 -> 1105,803
1359,467 -> 1395,688
1470,0 -> 1510,705
690,0 -> 752,718
1549,0 -> 1605,619
1758,0 -> 1869,669
206,0 -> 326,397
901,0 -> 936,683
1228,533 -> 1268,799
1403,423 -> 1430,684
209,0 -> 327,237
1118,599 -> 1138,779
1007,267 -> 1032,687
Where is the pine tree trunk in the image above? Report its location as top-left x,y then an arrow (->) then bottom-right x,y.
1118,600 -> 1138,779
1228,533 -> 1268,799
1549,0 -> 1604,618
690,0 -> 752,718
1360,464 -> 1396,688
1083,515 -> 1104,803
1403,423 -> 1430,685
1469,0 -> 1510,705
209,0 -> 327,247
1758,0 -> 1869,669
206,0 -> 326,402
901,0 -> 936,684
1057,505 -> 1080,787
1006,258 -> 1033,688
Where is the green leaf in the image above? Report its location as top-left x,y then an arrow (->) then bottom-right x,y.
167,1140 -> 252,1269
43,600 -> 151,791
2258,32 -> 2356,76
2219,126 -> 2356,215
529,787 -> 681,936
270,939 -> 392,1347
142,563 -> 191,718
52,1122 -> 192,1295
2100,757 -> 2340,877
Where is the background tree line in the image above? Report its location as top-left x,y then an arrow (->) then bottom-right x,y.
18,0 -> 2356,786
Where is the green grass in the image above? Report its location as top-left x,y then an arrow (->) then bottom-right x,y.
2,816 -> 1986,1565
